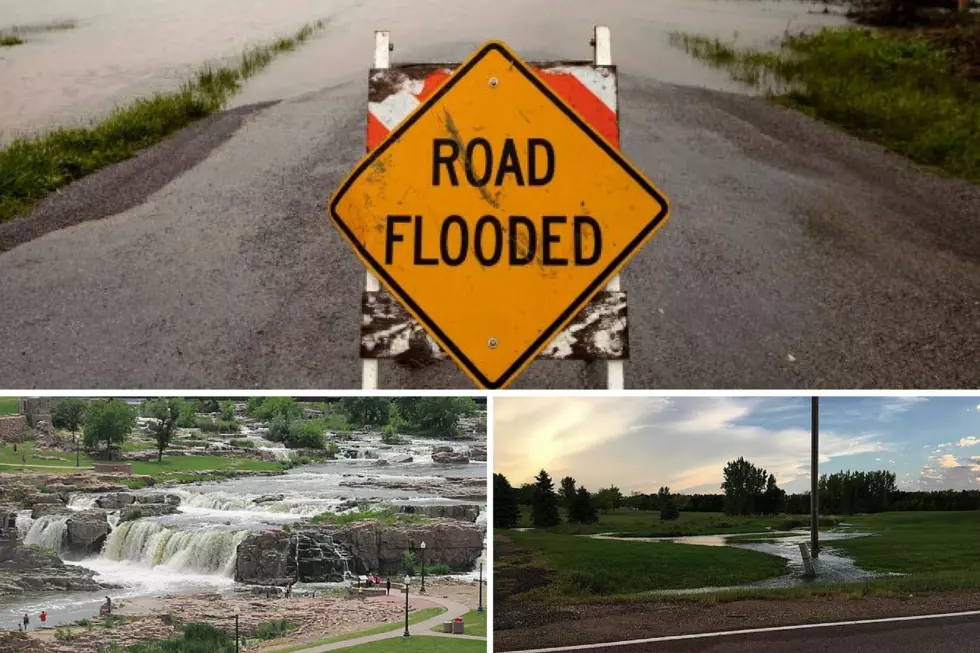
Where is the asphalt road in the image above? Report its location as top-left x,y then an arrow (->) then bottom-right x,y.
1,0 -> 978,389
545,614 -> 980,653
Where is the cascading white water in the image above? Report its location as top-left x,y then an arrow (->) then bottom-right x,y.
24,515 -> 69,553
103,520 -> 248,577
15,510 -> 34,540
67,494 -> 98,510
258,446 -> 293,461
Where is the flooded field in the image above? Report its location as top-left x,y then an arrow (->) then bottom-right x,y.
0,0 -> 846,141
589,529 -> 889,592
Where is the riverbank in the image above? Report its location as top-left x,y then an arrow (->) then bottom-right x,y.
671,9 -> 980,182
0,18 -> 328,223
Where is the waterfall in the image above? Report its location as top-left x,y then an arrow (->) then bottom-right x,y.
103,520 -> 248,576
24,515 -> 69,553
258,446 -> 293,461
15,510 -> 34,540
67,494 -> 98,510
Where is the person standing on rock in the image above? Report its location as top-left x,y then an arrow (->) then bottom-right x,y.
40,611 -> 47,625
105,596 -> 112,615
22,613 -> 29,630
386,578 -> 391,596
285,583 -> 291,599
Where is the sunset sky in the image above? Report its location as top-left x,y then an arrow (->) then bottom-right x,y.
493,396 -> 980,494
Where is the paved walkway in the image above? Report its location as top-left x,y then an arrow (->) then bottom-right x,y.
292,595 -> 486,652
0,462 -> 92,469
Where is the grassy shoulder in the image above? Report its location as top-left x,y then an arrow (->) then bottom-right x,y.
311,508 -> 428,527
669,24 -> 980,182
0,19 -> 327,223
268,608 -> 446,653
429,610 -> 486,637
334,638 -> 485,653
0,397 -> 18,416
516,507 -> 837,536
499,530 -> 787,600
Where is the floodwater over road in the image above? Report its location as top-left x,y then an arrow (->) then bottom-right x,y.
589,529 -> 886,592
0,0 -> 847,141
0,432 -> 487,628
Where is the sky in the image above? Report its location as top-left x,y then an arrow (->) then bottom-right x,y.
493,396 -> 980,494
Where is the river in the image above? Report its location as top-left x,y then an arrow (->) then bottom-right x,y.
0,0 -> 847,141
1,430 -> 487,629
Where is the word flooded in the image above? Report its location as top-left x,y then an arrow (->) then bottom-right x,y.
384,137 -> 602,267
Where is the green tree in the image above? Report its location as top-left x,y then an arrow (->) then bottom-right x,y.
147,398 -> 182,462
267,415 -> 292,444
51,398 -> 87,444
493,473 -> 522,529
245,397 -> 265,417
200,399 -> 220,413
339,398 -> 392,426
256,397 -> 303,421
567,486 -> 599,524
593,486 -> 622,514
83,399 -> 136,454
559,476 -> 577,509
219,401 -> 236,422
762,474 -> 786,516
658,486 -> 680,521
722,457 -> 769,516
176,400 -> 198,428
290,420 -> 326,449
531,469 -> 561,528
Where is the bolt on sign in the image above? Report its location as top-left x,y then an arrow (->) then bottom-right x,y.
329,40 -> 670,389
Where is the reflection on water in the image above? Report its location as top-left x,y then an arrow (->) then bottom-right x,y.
0,0 -> 846,141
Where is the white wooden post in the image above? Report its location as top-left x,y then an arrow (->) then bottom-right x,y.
362,31 -> 391,390
592,25 -> 622,391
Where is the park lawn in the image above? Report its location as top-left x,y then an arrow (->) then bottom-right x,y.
516,507 -> 836,536
502,530 -> 787,599
130,455 -> 280,476
430,610 -> 486,637
0,397 -> 18,416
0,439 -> 92,469
269,608 -> 446,653
337,638 -> 485,652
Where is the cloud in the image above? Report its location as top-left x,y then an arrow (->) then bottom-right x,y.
937,443 -> 952,449
958,437 -> 980,448
919,454 -> 980,490
937,454 -> 960,469
878,397 -> 928,420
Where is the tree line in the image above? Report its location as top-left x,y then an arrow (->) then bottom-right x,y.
494,457 -> 980,528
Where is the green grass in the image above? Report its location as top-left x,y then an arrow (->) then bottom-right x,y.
725,533 -> 801,543
0,18 -> 328,223
0,439 -> 90,468
0,35 -> 23,47
502,530 -> 787,600
311,507 -> 428,527
337,639 -> 485,653
0,397 -> 18,416
269,608 -> 446,653
430,610 -> 486,637
669,27 -> 980,182
516,507 -> 836,536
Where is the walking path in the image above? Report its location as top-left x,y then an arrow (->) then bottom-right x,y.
0,462 -> 92,469
292,595 -> 486,652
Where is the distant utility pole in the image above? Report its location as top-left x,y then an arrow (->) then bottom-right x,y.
811,396 -> 819,558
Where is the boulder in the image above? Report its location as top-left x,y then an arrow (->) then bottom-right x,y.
24,493 -> 64,506
432,451 -> 469,465
253,494 -> 285,505
389,455 -> 414,464
396,504 -> 480,522
96,492 -> 136,509
65,510 -> 109,558
31,504 -> 72,519
0,543 -> 106,596
333,519 -> 483,575
467,446 -> 487,462
135,493 -> 182,506
373,459 -> 390,467
235,530 -> 294,585
119,504 -> 180,523
432,446 -> 454,454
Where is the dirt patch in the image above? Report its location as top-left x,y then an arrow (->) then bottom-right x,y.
494,590 -> 980,651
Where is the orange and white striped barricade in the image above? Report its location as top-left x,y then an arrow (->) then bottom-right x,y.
359,27 -> 627,389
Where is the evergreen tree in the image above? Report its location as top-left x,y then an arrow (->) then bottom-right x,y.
658,486 -> 680,521
559,476 -> 577,509
493,473 -> 521,529
531,469 -> 561,528
568,486 -> 599,524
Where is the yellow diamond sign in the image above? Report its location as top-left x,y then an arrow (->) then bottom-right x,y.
329,41 -> 670,389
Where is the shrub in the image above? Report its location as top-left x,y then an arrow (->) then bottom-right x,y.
54,628 -> 74,642
323,412 -> 350,431
230,439 -> 254,448
403,550 -> 418,576
252,619 -> 296,640
381,424 -> 403,444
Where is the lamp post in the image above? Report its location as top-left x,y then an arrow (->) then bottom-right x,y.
234,605 -> 240,653
419,541 -> 426,594
403,575 -> 411,638
477,561 -> 484,614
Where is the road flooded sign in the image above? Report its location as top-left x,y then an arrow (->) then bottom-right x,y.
329,40 -> 671,389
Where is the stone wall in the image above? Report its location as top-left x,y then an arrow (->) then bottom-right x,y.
0,415 -> 30,443
92,462 -> 132,474
18,397 -> 62,427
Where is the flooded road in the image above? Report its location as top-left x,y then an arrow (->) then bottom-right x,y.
589,530 -> 887,592
0,0 -> 845,140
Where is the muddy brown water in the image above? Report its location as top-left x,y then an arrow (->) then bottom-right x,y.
0,0 -> 846,142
